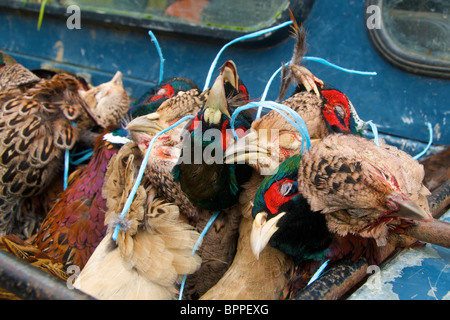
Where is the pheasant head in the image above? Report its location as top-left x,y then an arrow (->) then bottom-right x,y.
171,60 -> 253,211
299,133 -> 433,245
250,155 -> 331,262
80,71 -> 130,129
129,77 -> 199,118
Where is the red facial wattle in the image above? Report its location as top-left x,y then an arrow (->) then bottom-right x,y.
321,89 -> 351,133
239,83 -> 249,102
189,113 -> 202,132
221,120 -> 247,151
264,178 -> 299,214
146,84 -> 175,104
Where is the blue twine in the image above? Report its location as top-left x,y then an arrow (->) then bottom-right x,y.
69,148 -> 94,158
261,59 -> 377,105
112,115 -> 195,242
303,57 -> 377,76
366,120 -> 380,147
203,20 -> 294,91
413,122 -> 433,160
178,210 -> 220,300
69,149 -> 94,166
63,122 -> 78,191
63,149 -> 70,191
260,64 -> 285,104
230,101 -> 311,156
148,30 -> 164,85
307,259 -> 330,286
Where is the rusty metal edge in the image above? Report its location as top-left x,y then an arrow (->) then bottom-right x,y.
0,250 -> 95,300
290,179 -> 450,300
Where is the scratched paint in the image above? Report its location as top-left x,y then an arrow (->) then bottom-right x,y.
349,209 -> 450,300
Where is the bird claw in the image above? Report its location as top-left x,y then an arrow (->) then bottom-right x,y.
290,65 -> 324,97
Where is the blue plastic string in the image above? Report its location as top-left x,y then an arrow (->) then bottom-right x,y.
230,101 -> 311,156
203,20 -> 294,91
413,122 -> 433,160
231,101 -> 310,155
69,148 -> 94,158
366,120 -> 380,147
63,149 -> 70,191
112,115 -> 195,242
303,56 -> 377,76
148,30 -> 164,85
178,210 -> 221,300
261,59 -> 377,108
307,259 -> 330,286
70,149 -> 94,166
260,64 -> 285,104
63,122 -> 78,191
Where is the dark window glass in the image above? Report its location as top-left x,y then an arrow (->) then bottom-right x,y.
366,0 -> 450,78
383,0 -> 449,62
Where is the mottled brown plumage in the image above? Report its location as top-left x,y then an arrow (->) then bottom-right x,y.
0,234 -> 68,281
298,133 -> 432,245
0,71 -> 129,236
224,85 -> 364,177
0,52 -> 40,91
74,141 -> 201,300
225,91 -> 329,175
127,88 -> 205,220
28,132 -> 121,270
0,130 -> 126,300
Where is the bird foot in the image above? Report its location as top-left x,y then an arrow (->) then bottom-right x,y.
290,65 -> 324,97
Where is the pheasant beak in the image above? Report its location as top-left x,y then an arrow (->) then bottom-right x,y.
203,74 -> 230,125
224,130 -> 268,164
126,113 -> 164,135
387,192 -> 433,222
251,211 -> 286,259
220,60 -> 239,89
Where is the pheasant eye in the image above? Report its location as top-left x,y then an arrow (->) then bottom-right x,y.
334,105 -> 346,119
156,88 -> 167,96
280,181 -> 298,197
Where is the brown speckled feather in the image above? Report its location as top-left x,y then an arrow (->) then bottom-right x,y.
298,134 -> 432,245
0,52 -> 40,91
0,72 -> 129,236
0,74 -> 95,235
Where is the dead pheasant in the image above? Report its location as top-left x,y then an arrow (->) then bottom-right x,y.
0,70 -> 129,236
224,18 -> 365,175
73,141 -> 201,300
299,133 -> 432,246
126,62 -> 252,299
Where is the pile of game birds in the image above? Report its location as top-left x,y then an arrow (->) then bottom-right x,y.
0,16 -> 440,301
